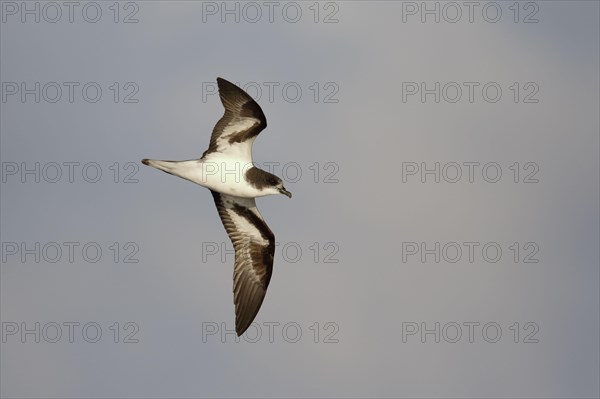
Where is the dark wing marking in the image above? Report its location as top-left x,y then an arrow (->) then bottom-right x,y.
202,78 -> 267,158
211,191 -> 275,336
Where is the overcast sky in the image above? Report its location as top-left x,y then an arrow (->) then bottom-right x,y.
1,1 -> 599,398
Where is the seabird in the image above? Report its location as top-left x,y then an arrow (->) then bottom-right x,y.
142,77 -> 292,336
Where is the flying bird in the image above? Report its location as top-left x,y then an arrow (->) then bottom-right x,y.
142,77 -> 291,336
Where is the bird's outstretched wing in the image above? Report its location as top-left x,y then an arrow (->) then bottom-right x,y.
202,78 -> 267,161
211,190 -> 275,336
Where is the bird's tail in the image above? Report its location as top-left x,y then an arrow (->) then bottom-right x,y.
141,159 -> 179,176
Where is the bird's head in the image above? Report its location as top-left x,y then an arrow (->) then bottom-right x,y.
266,175 -> 292,198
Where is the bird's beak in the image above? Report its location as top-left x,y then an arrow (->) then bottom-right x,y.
280,188 -> 292,198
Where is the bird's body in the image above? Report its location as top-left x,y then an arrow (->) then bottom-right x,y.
142,77 -> 291,336
141,158 -> 273,198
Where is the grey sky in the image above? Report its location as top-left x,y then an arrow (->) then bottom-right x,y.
1,1 -> 599,398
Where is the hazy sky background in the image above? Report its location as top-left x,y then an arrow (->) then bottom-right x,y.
1,1 -> 599,398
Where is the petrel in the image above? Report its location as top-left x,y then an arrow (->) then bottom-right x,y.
142,77 -> 291,336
